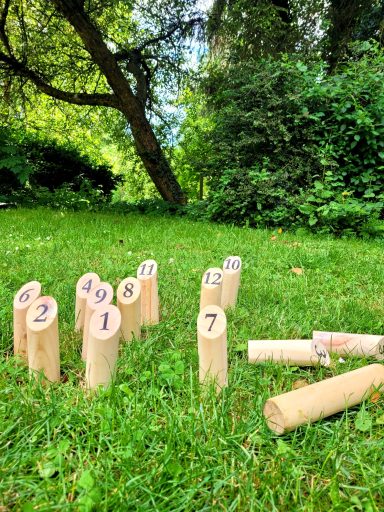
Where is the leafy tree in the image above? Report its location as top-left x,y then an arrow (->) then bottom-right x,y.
323,0 -> 383,72
0,0 -> 205,204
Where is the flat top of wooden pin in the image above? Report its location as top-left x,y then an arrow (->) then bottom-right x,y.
26,296 -> 57,332
263,399 -> 285,435
197,305 -> 227,339
201,267 -> 223,288
86,282 -> 114,309
117,277 -> 141,304
137,259 -> 158,280
311,339 -> 331,367
223,256 -> 242,274
76,272 -> 100,298
376,337 -> 384,360
89,304 -> 121,340
14,280 -> 41,309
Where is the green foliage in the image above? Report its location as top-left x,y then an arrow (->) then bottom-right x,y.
0,128 -> 32,192
2,208 -> 384,509
0,127 -> 122,206
24,138 -> 121,199
178,42 -> 384,235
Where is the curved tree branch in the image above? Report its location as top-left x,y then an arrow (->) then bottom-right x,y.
0,0 -> 13,56
0,51 -> 118,107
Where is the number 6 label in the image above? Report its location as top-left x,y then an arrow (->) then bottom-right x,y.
13,281 -> 42,360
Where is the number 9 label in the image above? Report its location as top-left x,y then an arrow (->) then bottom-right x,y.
87,282 -> 114,309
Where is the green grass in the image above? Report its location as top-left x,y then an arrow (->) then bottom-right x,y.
1,207 -> 384,511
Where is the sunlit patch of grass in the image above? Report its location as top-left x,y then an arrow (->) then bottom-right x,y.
0,208 -> 384,510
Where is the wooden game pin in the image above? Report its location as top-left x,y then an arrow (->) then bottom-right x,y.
75,272 -> 100,332
248,339 -> 330,367
313,331 -> 384,359
200,267 -> 223,311
197,305 -> 227,392
86,304 -> 121,389
26,296 -> 60,382
82,282 -> 114,361
13,280 -> 42,361
137,259 -> 159,325
264,363 -> 384,435
221,256 -> 242,310
117,277 -> 141,341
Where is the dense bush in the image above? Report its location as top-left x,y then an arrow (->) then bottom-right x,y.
0,128 -> 122,202
178,42 -> 384,235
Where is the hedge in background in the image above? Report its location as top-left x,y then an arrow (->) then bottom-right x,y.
0,128 -> 122,203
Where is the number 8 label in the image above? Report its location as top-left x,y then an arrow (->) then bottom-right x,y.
117,277 -> 141,305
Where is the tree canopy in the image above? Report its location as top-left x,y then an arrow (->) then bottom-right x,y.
0,0 -> 206,203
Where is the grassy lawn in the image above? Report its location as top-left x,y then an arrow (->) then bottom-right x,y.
1,208 -> 384,511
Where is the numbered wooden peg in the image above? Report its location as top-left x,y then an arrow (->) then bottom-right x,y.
82,282 -> 114,361
26,296 -> 60,382
248,339 -> 330,367
221,256 -> 242,310
86,305 -> 121,389
264,363 -> 384,435
117,277 -> 141,341
313,331 -> 384,359
200,267 -> 223,311
13,280 -> 42,361
75,272 -> 100,332
137,259 -> 159,325
197,305 -> 227,392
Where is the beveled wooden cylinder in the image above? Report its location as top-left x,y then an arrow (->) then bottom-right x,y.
264,364 -> 384,435
86,305 -> 121,389
200,267 -> 223,311
117,277 -> 141,341
248,339 -> 330,367
313,331 -> 384,359
75,272 -> 100,332
26,296 -> 60,383
13,280 -> 42,361
197,305 -> 227,392
221,256 -> 242,310
82,282 -> 113,361
137,259 -> 159,325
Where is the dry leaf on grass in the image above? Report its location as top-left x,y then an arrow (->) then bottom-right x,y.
292,379 -> 309,390
291,267 -> 304,275
370,391 -> 381,403
270,235 -> 277,241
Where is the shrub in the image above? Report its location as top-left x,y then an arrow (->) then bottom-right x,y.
184,42 -> 384,235
0,127 -> 122,202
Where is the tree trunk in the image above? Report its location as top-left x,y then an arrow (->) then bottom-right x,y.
52,0 -> 187,204
120,98 -> 187,204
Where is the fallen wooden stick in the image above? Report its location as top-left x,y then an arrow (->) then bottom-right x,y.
313,331 -> 384,359
248,339 -> 330,367
264,363 -> 384,434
